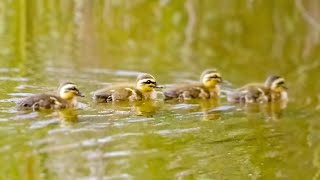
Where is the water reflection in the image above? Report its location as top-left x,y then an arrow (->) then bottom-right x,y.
199,99 -> 221,121
58,109 -> 79,123
263,101 -> 288,121
133,100 -> 159,117
165,99 -> 223,121
237,100 -> 288,121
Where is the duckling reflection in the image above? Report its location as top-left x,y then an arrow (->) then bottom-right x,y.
241,102 -> 265,119
263,101 -> 287,121
58,109 -> 79,123
238,100 -> 287,121
312,145 -> 320,180
199,99 -> 221,120
133,100 -> 159,117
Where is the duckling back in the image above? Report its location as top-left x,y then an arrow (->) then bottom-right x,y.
226,84 -> 269,103
16,94 -> 68,110
164,84 -> 211,100
92,86 -> 143,102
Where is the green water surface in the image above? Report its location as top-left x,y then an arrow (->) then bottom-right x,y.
0,0 -> 320,179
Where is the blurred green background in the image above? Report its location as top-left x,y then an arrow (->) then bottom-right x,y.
0,0 -> 320,179
1,0 -> 320,104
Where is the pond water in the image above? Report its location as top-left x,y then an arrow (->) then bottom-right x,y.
0,0 -> 320,179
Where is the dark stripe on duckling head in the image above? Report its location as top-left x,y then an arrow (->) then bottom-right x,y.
59,82 -> 85,98
200,69 -> 219,81
65,86 -> 78,91
207,74 -> 221,79
136,73 -> 156,82
137,79 -> 157,88
201,70 -> 222,85
264,75 -> 284,88
59,82 -> 75,91
64,86 -> 85,97
142,79 -> 156,85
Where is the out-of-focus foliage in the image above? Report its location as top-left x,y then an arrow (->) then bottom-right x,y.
2,0 -> 319,105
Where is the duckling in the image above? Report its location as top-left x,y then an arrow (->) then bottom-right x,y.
92,73 -> 162,102
164,69 -> 223,100
227,75 -> 288,103
16,82 -> 84,110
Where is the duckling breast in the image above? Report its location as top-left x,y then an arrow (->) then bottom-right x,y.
141,90 -> 157,100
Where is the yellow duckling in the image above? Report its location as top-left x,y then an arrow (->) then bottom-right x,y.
227,75 -> 288,103
164,69 -> 223,100
17,82 -> 85,110
92,73 -> 162,102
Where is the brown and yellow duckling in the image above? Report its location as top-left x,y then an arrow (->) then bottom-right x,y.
92,73 -> 162,102
227,75 -> 288,103
16,82 -> 85,110
164,69 -> 223,100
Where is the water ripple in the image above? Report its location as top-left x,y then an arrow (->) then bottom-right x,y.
84,68 -> 141,77
208,105 -> 236,112
156,127 -> 200,135
38,133 -> 144,154
126,117 -> 154,123
3,112 -> 39,121
103,149 -> 158,158
29,119 -> 60,129
0,68 -> 19,72
0,77 -> 28,81
171,103 -> 199,110
78,174 -> 132,180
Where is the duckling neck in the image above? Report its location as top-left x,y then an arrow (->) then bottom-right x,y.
205,85 -> 220,96
270,90 -> 288,101
140,90 -> 157,100
62,97 -> 78,107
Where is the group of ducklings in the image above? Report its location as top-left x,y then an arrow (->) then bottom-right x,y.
16,69 -> 288,111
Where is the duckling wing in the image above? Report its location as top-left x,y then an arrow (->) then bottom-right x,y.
237,83 -> 264,91
225,85 -> 253,103
164,85 -> 203,100
16,94 -> 58,109
92,88 -> 113,102
92,86 -> 135,102
163,87 -> 185,100
225,91 -> 243,103
227,84 -> 269,103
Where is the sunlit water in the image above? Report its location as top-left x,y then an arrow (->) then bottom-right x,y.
0,1 -> 320,179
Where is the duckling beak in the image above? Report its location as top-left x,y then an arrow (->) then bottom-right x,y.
155,84 -> 163,89
77,91 -> 85,97
220,79 -> 231,86
282,85 -> 288,90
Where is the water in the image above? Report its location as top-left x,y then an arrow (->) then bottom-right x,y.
0,0 -> 320,179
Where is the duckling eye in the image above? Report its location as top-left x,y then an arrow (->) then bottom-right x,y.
209,75 -> 219,79
145,80 -> 155,84
67,87 -> 77,91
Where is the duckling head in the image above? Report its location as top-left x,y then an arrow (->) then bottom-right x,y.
264,75 -> 287,93
200,69 -> 223,88
59,82 -> 85,100
136,73 -> 162,92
